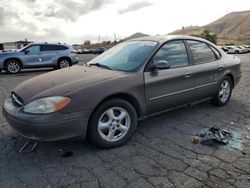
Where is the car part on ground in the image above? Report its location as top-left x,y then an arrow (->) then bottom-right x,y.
198,127 -> 233,145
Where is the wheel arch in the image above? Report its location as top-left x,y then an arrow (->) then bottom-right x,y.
88,93 -> 142,124
225,73 -> 235,88
4,58 -> 23,68
57,56 -> 72,65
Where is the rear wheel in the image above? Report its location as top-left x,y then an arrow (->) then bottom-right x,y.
4,60 -> 21,74
58,58 -> 71,69
211,76 -> 232,106
88,99 -> 137,148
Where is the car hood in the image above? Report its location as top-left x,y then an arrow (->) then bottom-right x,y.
13,65 -> 126,103
0,51 -> 21,57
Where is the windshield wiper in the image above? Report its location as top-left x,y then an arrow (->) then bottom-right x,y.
89,63 -> 112,70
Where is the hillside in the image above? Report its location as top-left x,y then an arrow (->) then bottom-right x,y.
171,10 -> 250,44
123,32 -> 149,41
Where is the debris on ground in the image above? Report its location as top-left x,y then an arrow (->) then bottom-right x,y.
62,151 -> 74,158
19,140 -> 39,152
194,127 -> 233,146
192,136 -> 200,144
242,151 -> 246,155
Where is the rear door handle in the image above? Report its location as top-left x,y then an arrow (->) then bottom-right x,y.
218,65 -> 224,70
185,74 -> 192,78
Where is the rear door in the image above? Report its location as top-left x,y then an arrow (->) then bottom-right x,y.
40,45 -> 61,66
184,40 -> 222,100
144,40 -> 197,114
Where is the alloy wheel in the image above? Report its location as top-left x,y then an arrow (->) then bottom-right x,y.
219,80 -> 231,103
59,60 -> 70,68
97,107 -> 131,142
7,61 -> 20,73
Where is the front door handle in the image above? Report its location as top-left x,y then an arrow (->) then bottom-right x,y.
218,65 -> 224,70
185,74 -> 192,78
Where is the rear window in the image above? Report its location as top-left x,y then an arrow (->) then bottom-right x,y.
210,46 -> 221,59
59,45 -> 69,50
187,40 -> 217,64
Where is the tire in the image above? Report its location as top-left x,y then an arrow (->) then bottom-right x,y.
4,59 -> 21,74
211,76 -> 232,106
58,58 -> 71,69
88,98 -> 137,148
235,51 -> 239,54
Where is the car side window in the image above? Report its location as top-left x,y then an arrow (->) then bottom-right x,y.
41,45 -> 62,51
187,40 -> 216,64
152,40 -> 189,68
59,46 -> 68,50
26,45 -> 40,54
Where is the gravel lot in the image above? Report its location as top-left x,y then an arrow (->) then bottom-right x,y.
0,54 -> 250,188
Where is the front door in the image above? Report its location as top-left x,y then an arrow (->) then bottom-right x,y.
22,45 -> 43,67
144,40 -> 196,114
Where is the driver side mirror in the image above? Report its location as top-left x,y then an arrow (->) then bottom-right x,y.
24,50 -> 30,54
151,60 -> 170,71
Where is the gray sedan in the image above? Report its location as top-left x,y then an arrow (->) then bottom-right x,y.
3,35 -> 241,148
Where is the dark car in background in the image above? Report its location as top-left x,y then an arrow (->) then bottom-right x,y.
0,43 -> 79,74
94,47 -> 107,54
3,35 -> 241,148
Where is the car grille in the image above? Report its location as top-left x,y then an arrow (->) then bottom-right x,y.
11,92 -> 23,107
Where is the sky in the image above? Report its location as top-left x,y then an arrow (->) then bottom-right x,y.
0,0 -> 250,44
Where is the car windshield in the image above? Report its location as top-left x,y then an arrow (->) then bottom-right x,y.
88,41 -> 158,72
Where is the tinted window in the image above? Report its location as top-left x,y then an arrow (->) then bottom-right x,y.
153,40 -> 188,68
187,40 -> 216,64
26,45 -> 40,53
59,45 -> 68,50
41,45 -> 66,51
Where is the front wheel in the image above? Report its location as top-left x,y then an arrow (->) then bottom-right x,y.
211,76 -> 232,106
88,99 -> 137,148
5,60 -> 21,74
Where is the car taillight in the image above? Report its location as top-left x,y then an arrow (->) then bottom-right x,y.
71,50 -> 77,54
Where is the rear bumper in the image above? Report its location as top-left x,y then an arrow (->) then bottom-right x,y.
0,60 -> 4,69
235,73 -> 241,86
2,99 -> 90,141
72,56 -> 79,65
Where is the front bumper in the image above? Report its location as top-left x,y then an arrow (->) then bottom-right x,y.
2,98 -> 90,141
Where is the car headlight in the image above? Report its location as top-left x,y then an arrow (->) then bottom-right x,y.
23,96 -> 71,114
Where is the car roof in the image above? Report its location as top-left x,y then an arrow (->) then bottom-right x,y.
30,43 -> 69,46
129,35 -> 214,45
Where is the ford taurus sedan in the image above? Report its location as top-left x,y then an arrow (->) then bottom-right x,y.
3,35 -> 241,148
